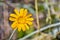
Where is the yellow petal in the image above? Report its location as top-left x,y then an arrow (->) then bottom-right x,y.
26,18 -> 34,21
24,9 -> 28,16
26,14 -> 32,18
17,25 -> 21,31
25,24 -> 29,30
20,8 -> 24,16
26,21 -> 33,25
14,8 -> 19,15
9,17 -> 16,21
11,21 -> 17,29
21,24 -> 26,31
10,14 -> 17,18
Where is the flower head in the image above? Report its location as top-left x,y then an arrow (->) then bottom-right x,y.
9,8 -> 34,31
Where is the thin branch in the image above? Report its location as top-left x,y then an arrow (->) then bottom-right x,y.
18,22 -> 60,40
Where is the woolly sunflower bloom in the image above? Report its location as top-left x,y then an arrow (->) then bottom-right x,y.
9,8 -> 34,31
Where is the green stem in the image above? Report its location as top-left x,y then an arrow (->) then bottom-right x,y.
45,0 -> 52,33
35,0 -> 40,31
18,22 -> 60,40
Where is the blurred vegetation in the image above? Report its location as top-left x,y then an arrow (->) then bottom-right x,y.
54,6 -> 60,11
17,26 -> 35,39
0,0 -> 3,2
38,5 -> 45,12
0,0 -> 60,40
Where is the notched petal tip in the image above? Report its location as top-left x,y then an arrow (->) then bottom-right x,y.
9,17 -> 16,21
11,22 -> 17,29
14,8 -> 19,15
10,14 -> 17,18
25,24 -> 29,30
26,18 -> 34,21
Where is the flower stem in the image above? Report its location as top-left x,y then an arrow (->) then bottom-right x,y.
45,0 -> 52,33
46,0 -> 51,24
8,28 -> 17,40
35,0 -> 40,35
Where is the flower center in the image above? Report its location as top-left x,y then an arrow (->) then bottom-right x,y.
18,16 -> 25,24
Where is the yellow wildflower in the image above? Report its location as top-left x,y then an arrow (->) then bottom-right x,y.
9,8 -> 34,31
